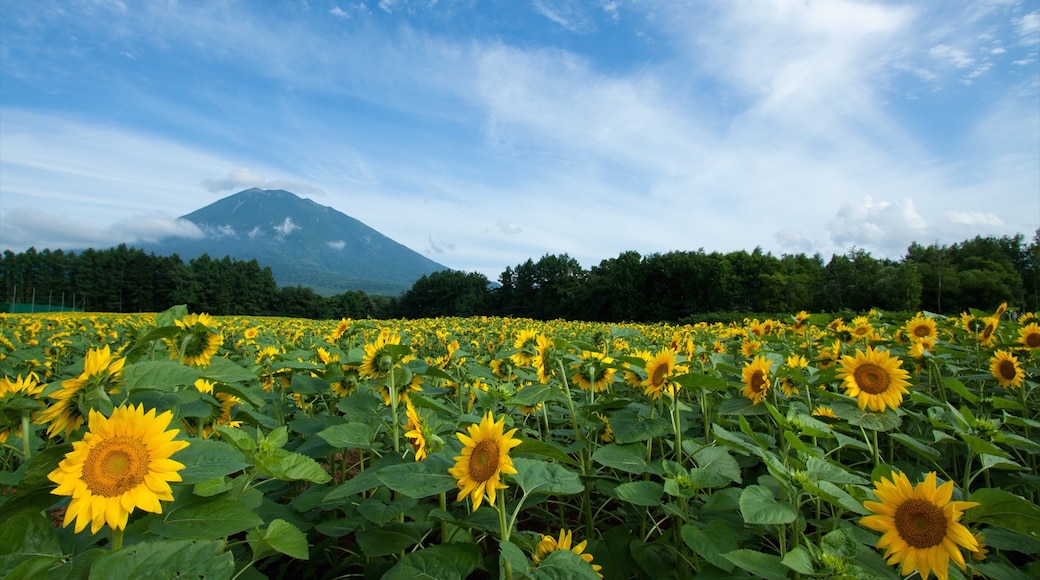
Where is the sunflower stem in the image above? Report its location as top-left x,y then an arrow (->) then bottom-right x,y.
440,492 -> 449,543
496,486 -> 511,543
110,528 -> 123,551
19,412 -> 31,460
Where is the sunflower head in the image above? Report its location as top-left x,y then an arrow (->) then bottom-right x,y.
989,350 -> 1024,389
642,348 -> 681,399
447,411 -> 522,510
533,528 -> 603,578
741,355 -> 773,405
837,346 -> 911,412
861,471 -> 979,580
170,314 -> 223,367
47,404 -> 189,534
906,315 -> 938,341
1019,322 -> 1040,351
570,351 -> 615,392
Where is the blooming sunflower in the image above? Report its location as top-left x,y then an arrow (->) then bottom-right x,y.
642,348 -> 680,399
35,345 -> 126,439
531,335 -> 555,384
741,355 -> 773,405
989,350 -> 1024,389
848,316 -> 875,342
905,315 -> 938,342
812,406 -> 839,419
0,373 -> 45,444
360,330 -> 405,379
403,396 -> 429,461
976,316 -> 999,347
170,313 -> 223,367
533,528 -> 603,578
47,404 -> 190,534
837,347 -> 911,412
510,329 -> 541,367
861,471 -> 979,580
448,411 -> 522,510
1019,322 -> 1040,350
570,351 -> 615,392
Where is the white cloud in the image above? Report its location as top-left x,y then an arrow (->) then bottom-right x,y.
533,0 -> 594,33
248,226 -> 264,238
327,239 -> 346,250
945,210 -> 1005,227
0,208 -> 204,251
273,217 -> 300,237
427,236 -> 455,254
496,221 -> 522,235
1015,11 -> 1040,44
930,44 -> 975,68
201,168 -> 324,196
828,197 -> 928,256
329,6 -> 349,18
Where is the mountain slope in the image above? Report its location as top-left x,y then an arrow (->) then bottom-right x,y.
143,188 -> 448,295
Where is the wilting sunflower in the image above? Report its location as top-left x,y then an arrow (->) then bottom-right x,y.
448,411 -> 522,510
989,350 -> 1024,389
905,315 -> 938,342
36,345 -> 126,439
1019,322 -> 1040,350
169,313 -> 222,367
861,471 -> 979,580
47,404 -> 189,534
837,347 -> 911,412
642,348 -> 681,399
533,528 -> 603,578
741,355 -> 773,405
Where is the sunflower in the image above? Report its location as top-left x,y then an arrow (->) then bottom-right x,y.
741,355 -> 773,405
448,411 -> 522,510
192,379 -> 241,437
510,329 -> 541,367
360,330 -> 405,379
47,404 -> 190,534
403,396 -> 429,461
533,528 -> 603,578
906,315 -> 938,342
976,316 -> 999,347
0,373 -> 45,444
812,406 -> 839,419
848,316 -> 875,342
35,345 -> 126,439
170,313 -> 223,367
989,350 -> 1024,389
570,351 -> 615,392
642,348 -> 680,399
596,413 -> 614,443
1019,322 -> 1040,350
531,335 -> 555,384
837,347 -> 911,412
861,471 -> 979,580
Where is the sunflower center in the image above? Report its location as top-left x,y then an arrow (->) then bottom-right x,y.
651,364 -> 669,387
82,436 -> 150,497
1026,333 -> 1040,349
913,325 -> 931,338
997,360 -> 1017,380
854,363 -> 890,394
468,439 -> 500,483
894,498 -> 948,549
749,370 -> 767,393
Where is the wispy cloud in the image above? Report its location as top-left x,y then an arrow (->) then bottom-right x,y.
201,168 -> 324,196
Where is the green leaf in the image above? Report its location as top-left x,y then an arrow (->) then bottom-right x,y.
156,304 -> 189,327
512,458 -> 584,497
942,376 -> 978,404
967,488 -> 1040,540
174,439 -> 250,485
0,510 -> 61,578
356,522 -> 427,557
149,493 -> 263,539
509,383 -> 567,406
499,541 -> 531,580
529,548 -> 602,580
608,409 -> 669,444
384,543 -> 482,580
674,371 -> 729,391
199,356 -> 258,384
88,539 -> 234,580
844,408 -> 902,432
377,455 -> 457,498
722,549 -> 789,580
318,422 -> 379,450
739,485 -> 797,525
289,374 -> 328,395
592,443 -> 657,475
254,448 -> 332,483
693,446 -> 742,484
614,480 -> 664,507
214,425 -> 257,454
247,519 -> 309,561
781,546 -> 815,574
960,434 -> 1011,459
123,360 -> 201,391
681,521 -> 736,572
514,437 -> 580,468
888,433 -> 941,461
805,457 -> 867,485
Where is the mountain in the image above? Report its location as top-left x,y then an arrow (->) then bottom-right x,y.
142,188 -> 449,295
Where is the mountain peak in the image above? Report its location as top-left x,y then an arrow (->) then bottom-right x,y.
143,189 -> 448,294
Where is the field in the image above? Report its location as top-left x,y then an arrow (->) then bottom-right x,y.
1,305 -> 1038,579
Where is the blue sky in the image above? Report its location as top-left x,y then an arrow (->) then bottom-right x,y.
2,0 -> 1038,280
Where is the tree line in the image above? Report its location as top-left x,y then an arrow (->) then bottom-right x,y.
3,231 -> 1037,321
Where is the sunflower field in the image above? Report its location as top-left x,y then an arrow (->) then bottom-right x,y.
1,304 -> 1038,579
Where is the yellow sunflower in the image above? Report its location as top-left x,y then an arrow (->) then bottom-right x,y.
741,355 -> 773,405
976,316 -> 999,347
510,329 -> 541,367
812,406 -> 839,419
47,404 -> 190,534
531,335 -> 555,384
448,411 -> 522,510
848,316 -> 875,342
403,396 -> 429,461
35,345 -> 126,439
642,348 -> 680,399
861,471 -> 979,580
989,350 -> 1024,389
533,528 -> 603,578
905,315 -> 938,342
360,330 -> 405,379
1019,322 -> 1040,350
570,351 -> 615,392
837,347 -> 911,412
170,313 -> 223,367
0,373 -> 45,444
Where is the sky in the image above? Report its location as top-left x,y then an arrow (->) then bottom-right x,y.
1,0 -> 1039,280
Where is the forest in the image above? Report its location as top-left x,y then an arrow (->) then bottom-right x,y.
2,231 -> 1037,322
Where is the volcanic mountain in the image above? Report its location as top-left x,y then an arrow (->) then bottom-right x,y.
142,188 -> 448,295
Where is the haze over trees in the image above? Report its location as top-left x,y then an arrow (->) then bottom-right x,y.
3,231 -> 1037,322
